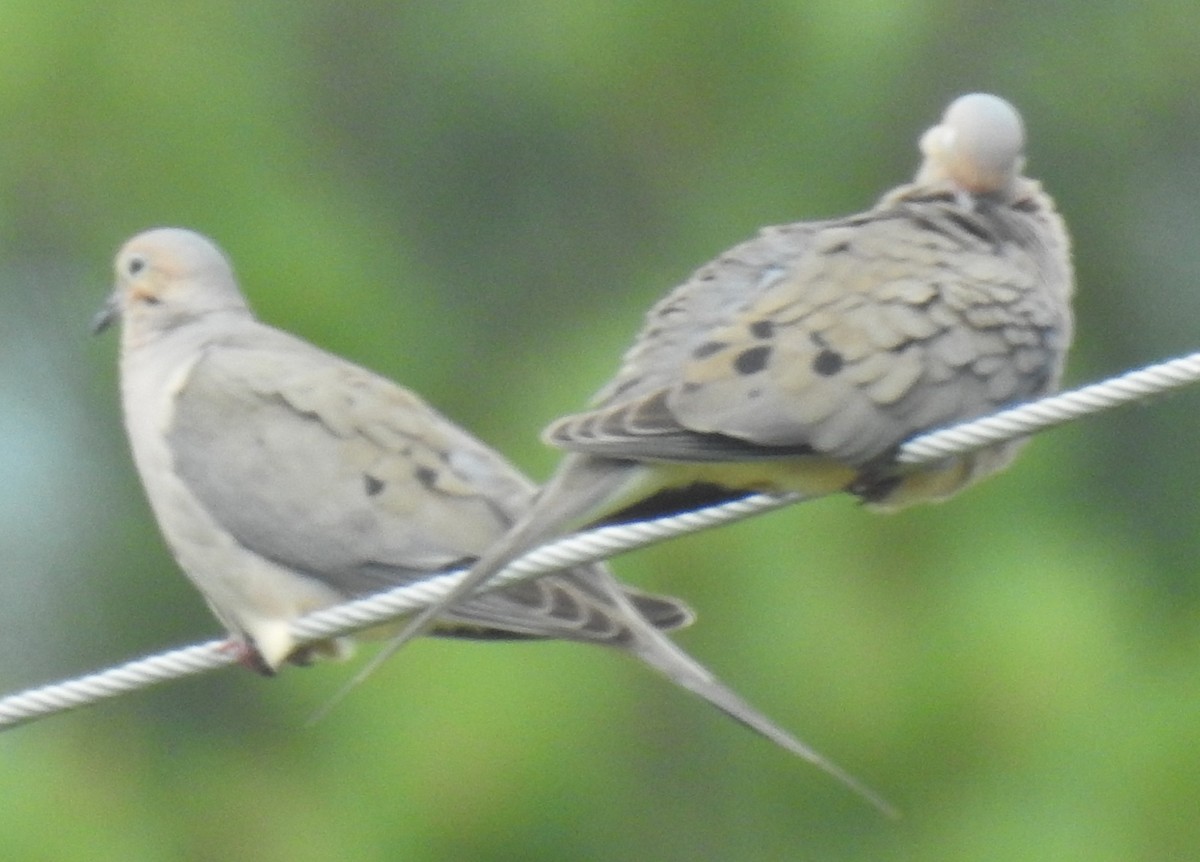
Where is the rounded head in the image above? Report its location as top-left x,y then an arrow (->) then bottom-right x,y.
917,93 -> 1026,195
95,228 -> 248,333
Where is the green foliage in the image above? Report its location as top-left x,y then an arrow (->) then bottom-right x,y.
3,2 -> 1200,859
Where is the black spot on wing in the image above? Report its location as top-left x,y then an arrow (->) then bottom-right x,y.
813,349 -> 844,376
414,466 -> 438,489
734,345 -> 771,375
692,340 -> 728,359
363,474 -> 385,496
749,319 -> 774,339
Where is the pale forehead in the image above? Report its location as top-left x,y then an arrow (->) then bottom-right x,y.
116,228 -> 232,277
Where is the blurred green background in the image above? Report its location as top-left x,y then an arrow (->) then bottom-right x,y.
2,2 -> 1199,860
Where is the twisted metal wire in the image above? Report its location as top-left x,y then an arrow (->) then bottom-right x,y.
3,349 -> 1199,730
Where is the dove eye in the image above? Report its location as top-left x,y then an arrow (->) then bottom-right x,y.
125,255 -> 148,277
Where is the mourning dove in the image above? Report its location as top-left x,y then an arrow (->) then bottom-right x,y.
94,227 -> 889,813
389,93 -> 1074,654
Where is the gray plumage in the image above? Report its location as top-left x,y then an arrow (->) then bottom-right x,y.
389,93 -> 1074,691
95,227 -> 890,813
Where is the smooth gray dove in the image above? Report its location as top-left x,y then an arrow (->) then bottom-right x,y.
388,93 -> 1075,659
94,227 -> 890,813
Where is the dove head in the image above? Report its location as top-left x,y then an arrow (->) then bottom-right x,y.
915,93 -> 1027,197
93,228 -> 250,336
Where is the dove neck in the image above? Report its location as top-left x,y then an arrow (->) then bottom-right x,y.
122,306 -> 253,353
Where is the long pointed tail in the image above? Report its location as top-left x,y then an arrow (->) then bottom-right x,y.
594,573 -> 898,818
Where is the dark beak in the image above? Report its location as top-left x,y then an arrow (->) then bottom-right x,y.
91,292 -> 120,335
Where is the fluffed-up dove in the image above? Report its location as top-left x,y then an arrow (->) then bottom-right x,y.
94,227 -> 891,814
389,93 -> 1075,657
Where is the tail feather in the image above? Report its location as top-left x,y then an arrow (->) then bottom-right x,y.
321,451 -> 896,816
323,457 -> 646,702
384,456 -> 647,655
592,573 -> 898,818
